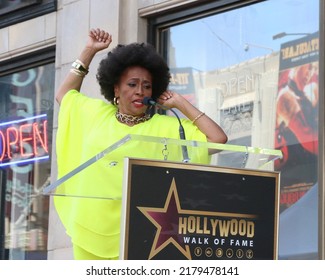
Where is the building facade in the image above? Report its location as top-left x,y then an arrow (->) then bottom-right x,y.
0,0 -> 324,260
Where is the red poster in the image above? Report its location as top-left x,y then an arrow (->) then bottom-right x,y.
274,32 -> 319,212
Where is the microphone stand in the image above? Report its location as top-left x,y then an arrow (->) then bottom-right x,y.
143,97 -> 190,163
169,108 -> 190,163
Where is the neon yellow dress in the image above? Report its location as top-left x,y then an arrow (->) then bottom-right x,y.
54,90 -> 209,258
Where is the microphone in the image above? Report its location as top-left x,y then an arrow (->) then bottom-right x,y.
143,97 -> 190,163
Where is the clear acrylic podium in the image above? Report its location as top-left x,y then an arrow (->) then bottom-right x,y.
43,134 -> 282,198
44,134 -> 282,260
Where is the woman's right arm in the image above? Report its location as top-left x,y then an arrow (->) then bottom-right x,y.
55,28 -> 112,105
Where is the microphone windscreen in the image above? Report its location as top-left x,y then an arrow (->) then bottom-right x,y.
142,97 -> 154,105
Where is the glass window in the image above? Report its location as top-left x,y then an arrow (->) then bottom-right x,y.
0,63 -> 55,260
153,0 -> 320,259
0,0 -> 57,28
0,0 -> 39,15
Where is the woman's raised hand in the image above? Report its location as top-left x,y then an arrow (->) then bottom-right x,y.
87,28 -> 112,52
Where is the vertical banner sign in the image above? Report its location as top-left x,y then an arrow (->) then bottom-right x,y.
274,32 -> 319,212
121,159 -> 279,260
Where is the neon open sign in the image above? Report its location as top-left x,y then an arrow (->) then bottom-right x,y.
0,114 -> 49,168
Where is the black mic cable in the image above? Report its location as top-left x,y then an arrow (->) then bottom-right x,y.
142,97 -> 190,163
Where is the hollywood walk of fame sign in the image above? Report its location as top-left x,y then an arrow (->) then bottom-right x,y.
120,158 -> 280,260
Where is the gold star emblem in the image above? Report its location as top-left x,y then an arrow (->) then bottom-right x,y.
138,178 -> 192,259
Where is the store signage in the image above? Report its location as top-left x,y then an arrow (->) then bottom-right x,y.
219,73 -> 257,97
0,114 -> 49,167
169,67 -> 195,94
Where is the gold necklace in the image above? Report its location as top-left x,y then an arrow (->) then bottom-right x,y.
115,111 -> 151,125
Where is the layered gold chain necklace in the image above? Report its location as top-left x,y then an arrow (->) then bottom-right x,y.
115,111 -> 151,126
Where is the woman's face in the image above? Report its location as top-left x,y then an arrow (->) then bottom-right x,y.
114,66 -> 152,116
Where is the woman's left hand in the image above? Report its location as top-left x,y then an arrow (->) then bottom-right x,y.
157,90 -> 182,108
157,90 -> 228,146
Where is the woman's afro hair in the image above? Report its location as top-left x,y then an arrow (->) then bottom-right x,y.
96,43 -> 171,102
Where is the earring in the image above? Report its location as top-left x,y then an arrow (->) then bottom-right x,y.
113,97 -> 119,105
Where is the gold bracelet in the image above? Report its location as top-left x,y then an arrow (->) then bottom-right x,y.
72,59 -> 89,75
76,59 -> 87,69
192,112 -> 205,124
70,68 -> 86,77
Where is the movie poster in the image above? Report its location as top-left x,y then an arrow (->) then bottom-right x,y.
274,32 -> 319,212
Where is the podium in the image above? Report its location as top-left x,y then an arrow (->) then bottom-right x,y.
44,134 -> 281,260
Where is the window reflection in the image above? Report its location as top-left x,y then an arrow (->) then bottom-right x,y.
0,64 -> 54,259
163,0 -> 319,259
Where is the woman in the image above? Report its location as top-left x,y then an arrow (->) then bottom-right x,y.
54,28 -> 227,260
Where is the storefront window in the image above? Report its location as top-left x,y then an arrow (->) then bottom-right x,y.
0,63 -> 54,259
156,0 -> 319,259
